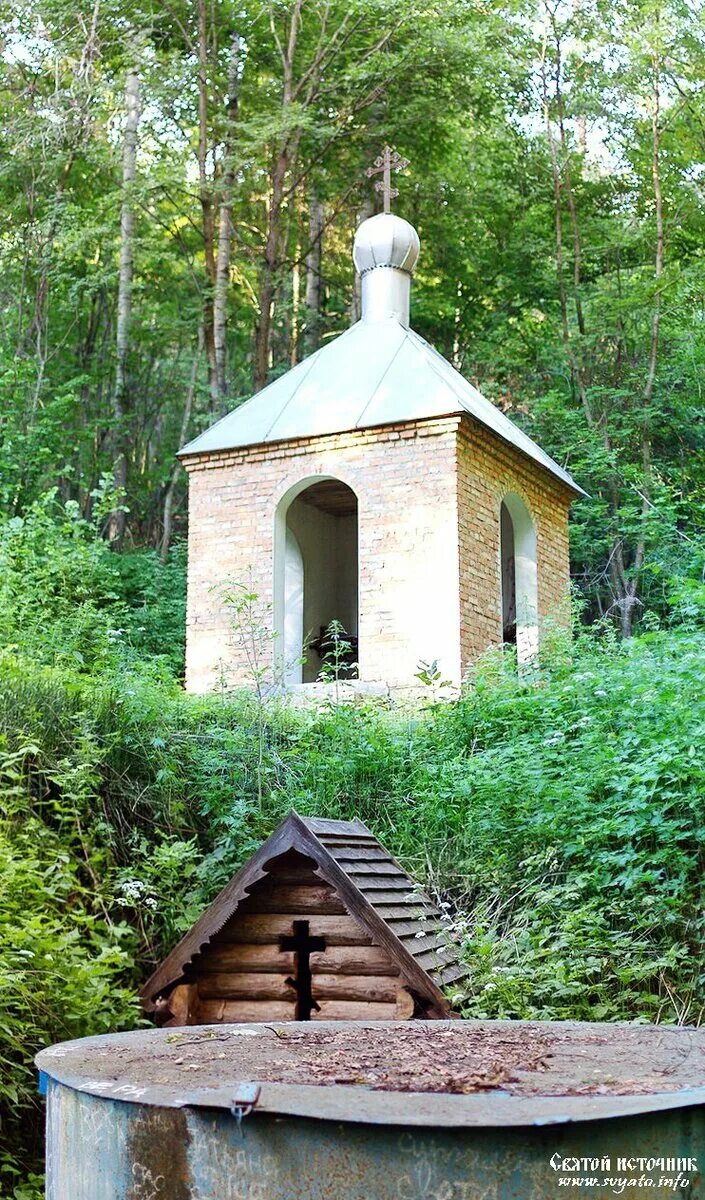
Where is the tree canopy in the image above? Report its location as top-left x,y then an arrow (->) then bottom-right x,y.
2,5 -> 705,1193
1,0 -> 703,627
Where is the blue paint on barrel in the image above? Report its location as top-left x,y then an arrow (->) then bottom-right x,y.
36,1023 -> 705,1199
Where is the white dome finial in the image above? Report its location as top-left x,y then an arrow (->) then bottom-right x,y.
353,213 -> 420,276
353,213 -> 420,327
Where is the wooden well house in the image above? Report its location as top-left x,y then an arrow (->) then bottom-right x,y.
142,813 -> 465,1024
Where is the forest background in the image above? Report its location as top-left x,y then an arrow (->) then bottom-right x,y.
1,0 -> 705,1193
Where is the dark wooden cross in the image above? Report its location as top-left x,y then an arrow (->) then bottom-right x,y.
280,920 -> 326,1021
365,145 -> 410,213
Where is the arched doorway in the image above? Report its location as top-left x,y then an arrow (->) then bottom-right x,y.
500,494 -> 538,664
276,479 -> 359,684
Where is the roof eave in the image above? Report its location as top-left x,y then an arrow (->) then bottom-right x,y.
456,413 -> 586,499
293,824 -> 452,1018
140,811 -> 308,1007
176,411 -> 464,462
141,811 -> 456,1019
179,412 -> 587,501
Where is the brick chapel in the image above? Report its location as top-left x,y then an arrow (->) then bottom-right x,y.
179,200 -> 583,694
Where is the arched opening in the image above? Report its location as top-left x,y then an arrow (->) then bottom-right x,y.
283,527 -> 304,686
500,502 -> 517,646
277,479 -> 359,684
500,494 -> 538,664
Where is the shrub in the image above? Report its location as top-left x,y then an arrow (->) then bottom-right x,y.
0,493 -> 185,678
0,739 -> 139,1195
1,517 -> 704,1190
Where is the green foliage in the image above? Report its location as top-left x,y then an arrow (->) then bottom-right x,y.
2,0 -> 705,1191
1,0 -> 704,628
316,620 -> 358,684
2,544 -> 705,1185
434,633 -> 705,1023
0,494 -> 185,677
0,738 -> 139,1196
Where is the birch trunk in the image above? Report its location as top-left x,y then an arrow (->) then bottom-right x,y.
252,0 -> 362,386
161,331 -> 203,562
213,34 -> 241,405
302,194 -> 324,356
253,1 -> 302,392
350,198 -> 373,324
106,66 -> 140,547
290,247 -> 300,365
254,144 -> 289,391
197,0 -> 217,405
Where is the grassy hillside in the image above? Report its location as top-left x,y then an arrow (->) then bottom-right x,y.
1,504 -> 704,1194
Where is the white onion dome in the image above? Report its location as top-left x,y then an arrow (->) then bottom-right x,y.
353,212 -> 420,277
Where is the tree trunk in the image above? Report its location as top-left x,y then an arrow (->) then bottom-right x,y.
290,245 -> 301,365
253,1 -> 302,392
452,281 -> 464,370
302,194 -> 324,356
540,26 -> 632,629
213,33 -> 241,406
620,54 -> 664,636
161,331 -> 202,562
106,66 -> 140,547
20,0 -> 101,363
350,198 -> 373,324
551,19 -> 586,338
254,147 -> 288,391
197,0 -> 217,405
608,53 -> 663,638
643,57 -> 663,437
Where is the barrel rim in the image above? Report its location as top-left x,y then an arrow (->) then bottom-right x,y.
39,1073 -> 705,1128
36,1021 -> 705,1129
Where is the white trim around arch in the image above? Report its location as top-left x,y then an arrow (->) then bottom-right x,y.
273,475 -> 360,685
283,525 -> 304,685
500,492 -> 539,663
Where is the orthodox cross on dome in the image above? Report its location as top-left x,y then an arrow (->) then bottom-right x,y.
365,145 -> 409,214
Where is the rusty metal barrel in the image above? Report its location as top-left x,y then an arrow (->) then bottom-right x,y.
36,1021 -> 705,1199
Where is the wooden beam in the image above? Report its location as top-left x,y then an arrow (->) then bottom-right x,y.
327,846 -> 395,862
311,1000 -> 397,1020
195,945 -> 295,973
195,998 -> 296,1022
310,946 -> 394,976
344,862 -> 410,876
213,913 -> 372,946
197,973 -> 295,1001
311,974 -> 400,1003
239,884 -> 347,916
163,983 -> 197,1025
396,987 -> 415,1019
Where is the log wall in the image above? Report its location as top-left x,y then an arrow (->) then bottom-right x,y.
165,851 -> 413,1024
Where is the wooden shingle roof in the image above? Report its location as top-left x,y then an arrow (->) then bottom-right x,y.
142,812 -> 467,1019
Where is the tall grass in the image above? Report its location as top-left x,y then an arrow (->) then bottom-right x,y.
2,497 -> 705,1193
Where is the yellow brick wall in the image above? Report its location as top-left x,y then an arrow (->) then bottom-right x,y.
182,415 -> 574,692
182,419 -> 462,693
456,418 -> 573,672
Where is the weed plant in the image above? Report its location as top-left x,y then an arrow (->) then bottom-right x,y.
1,502 -> 704,1194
